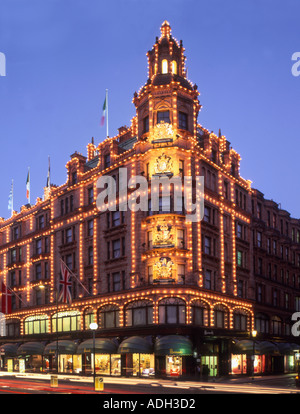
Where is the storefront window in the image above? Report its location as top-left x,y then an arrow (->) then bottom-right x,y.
111,354 -> 121,376
166,356 -> 182,377
139,354 -> 155,377
231,354 -> 247,374
254,355 -> 265,373
95,354 -> 110,375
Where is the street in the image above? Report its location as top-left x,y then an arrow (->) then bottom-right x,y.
0,373 -> 298,395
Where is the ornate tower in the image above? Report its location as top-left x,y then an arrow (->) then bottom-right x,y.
133,21 -> 201,140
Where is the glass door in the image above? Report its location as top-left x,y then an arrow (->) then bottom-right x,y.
201,356 -> 218,377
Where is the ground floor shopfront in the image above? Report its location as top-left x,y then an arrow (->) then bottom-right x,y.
1,334 -> 300,379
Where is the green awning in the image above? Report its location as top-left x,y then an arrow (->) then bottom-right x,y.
231,340 -> 262,355
118,336 -> 153,354
17,342 -> 45,356
0,343 -> 19,357
77,338 -> 118,354
275,343 -> 294,355
44,340 -> 77,355
259,341 -> 280,355
154,335 -> 193,356
232,340 -> 280,355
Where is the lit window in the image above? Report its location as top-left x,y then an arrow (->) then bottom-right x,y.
171,60 -> 177,74
162,59 -> 168,74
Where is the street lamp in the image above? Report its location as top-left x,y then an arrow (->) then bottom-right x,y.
251,330 -> 257,381
90,322 -> 98,384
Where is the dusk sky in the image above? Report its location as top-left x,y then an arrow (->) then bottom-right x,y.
0,0 -> 299,219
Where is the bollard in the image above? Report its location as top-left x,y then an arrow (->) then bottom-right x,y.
94,377 -> 104,391
50,375 -> 58,388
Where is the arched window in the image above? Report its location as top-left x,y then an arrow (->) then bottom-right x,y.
171,60 -> 177,74
214,304 -> 229,328
98,304 -> 120,329
162,59 -> 168,74
158,297 -> 186,324
84,307 -> 94,330
125,300 -> 153,326
24,315 -> 48,335
233,309 -> 249,331
191,300 -> 209,326
6,319 -> 20,337
52,311 -> 80,333
255,313 -> 269,333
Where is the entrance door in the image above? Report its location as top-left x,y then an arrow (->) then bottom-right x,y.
201,356 -> 218,377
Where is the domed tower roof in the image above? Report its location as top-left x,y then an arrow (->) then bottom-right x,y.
142,21 -> 194,92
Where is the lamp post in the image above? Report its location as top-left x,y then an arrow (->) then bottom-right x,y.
251,330 -> 257,381
90,322 -> 98,384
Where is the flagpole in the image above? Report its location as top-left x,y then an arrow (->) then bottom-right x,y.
60,258 -> 90,296
26,167 -> 30,205
9,179 -> 14,217
106,89 -> 109,138
11,180 -> 13,216
56,278 -> 59,375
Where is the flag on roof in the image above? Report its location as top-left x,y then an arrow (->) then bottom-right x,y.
8,180 -> 13,215
26,168 -> 30,203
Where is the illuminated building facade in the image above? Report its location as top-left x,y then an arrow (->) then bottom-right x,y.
0,21 -> 299,378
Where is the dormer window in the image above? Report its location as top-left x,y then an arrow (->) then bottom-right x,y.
162,59 -> 168,74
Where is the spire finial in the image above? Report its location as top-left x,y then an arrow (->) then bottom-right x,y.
160,20 -> 171,38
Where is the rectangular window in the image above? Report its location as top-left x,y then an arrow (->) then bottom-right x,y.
112,272 -> 121,292
237,223 -> 242,239
177,229 -> 185,249
35,263 -> 42,280
204,206 -> 211,223
177,264 -> 185,284
36,239 -> 42,255
104,154 -> 111,169
112,239 -> 121,258
237,251 -> 243,267
88,187 -> 94,205
87,220 -> 94,237
257,231 -> 262,248
178,111 -> 188,130
143,116 -> 149,133
66,228 -> 72,244
112,211 -> 121,227
157,110 -> 170,124
147,231 -> 152,249
204,269 -> 212,290
204,236 -> 211,255
88,246 -> 93,265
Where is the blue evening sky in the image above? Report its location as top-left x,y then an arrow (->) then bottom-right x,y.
0,0 -> 299,219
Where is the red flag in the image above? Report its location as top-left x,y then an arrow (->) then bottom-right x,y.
1,282 -> 12,314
